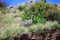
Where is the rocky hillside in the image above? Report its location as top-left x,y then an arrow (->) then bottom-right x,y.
0,1 -> 60,40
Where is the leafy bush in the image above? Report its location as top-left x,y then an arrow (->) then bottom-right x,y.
22,2 -> 47,23
45,4 -> 60,23
22,2 -> 60,24
18,5 -> 26,11
1,10 -> 8,14
0,1 -> 6,7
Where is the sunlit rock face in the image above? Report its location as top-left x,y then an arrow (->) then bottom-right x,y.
8,5 -> 18,13
25,0 -> 35,9
57,4 -> 60,10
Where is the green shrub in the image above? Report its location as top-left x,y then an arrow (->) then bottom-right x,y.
22,2 -> 46,23
1,10 -> 7,14
18,5 -> 26,11
0,9 -> 8,14
45,4 -> 60,22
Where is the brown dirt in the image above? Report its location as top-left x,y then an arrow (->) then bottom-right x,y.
4,29 -> 60,40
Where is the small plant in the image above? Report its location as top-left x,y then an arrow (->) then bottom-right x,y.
22,2 -> 46,24
1,10 -> 7,14
18,5 -> 26,11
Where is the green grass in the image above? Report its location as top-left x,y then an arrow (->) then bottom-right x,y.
0,10 -> 60,40
0,2 -> 60,40
0,21 -> 59,40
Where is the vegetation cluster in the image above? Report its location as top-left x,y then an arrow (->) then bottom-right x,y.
0,1 -> 60,40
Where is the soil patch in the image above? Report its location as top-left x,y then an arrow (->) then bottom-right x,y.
8,29 -> 60,40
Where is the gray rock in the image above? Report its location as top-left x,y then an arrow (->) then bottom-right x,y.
20,15 -> 34,27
